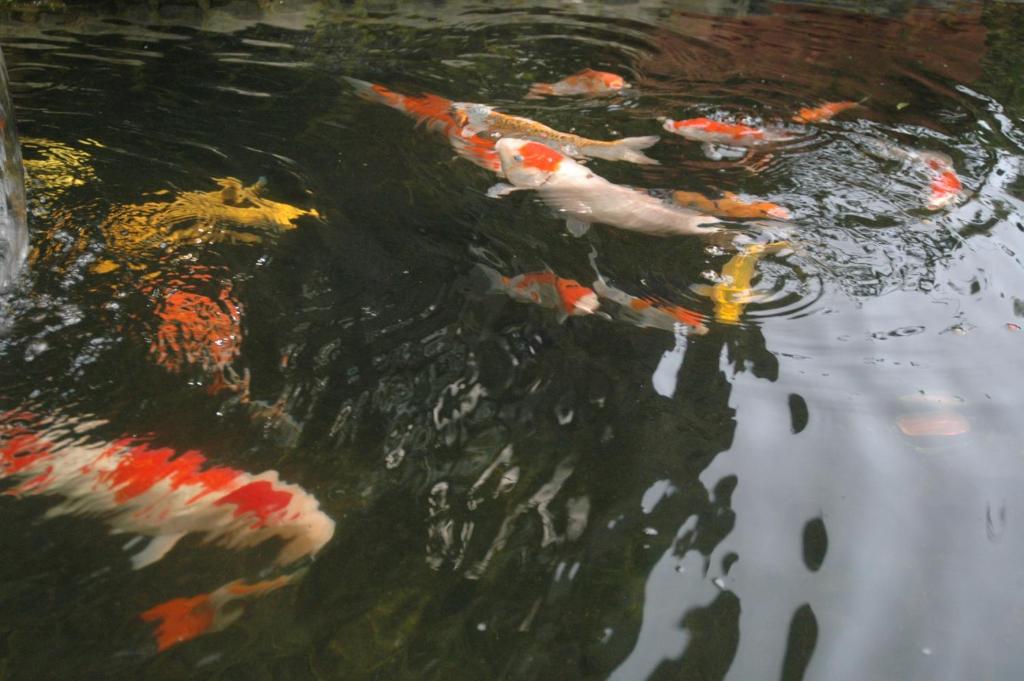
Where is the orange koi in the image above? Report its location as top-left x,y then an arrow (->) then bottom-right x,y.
343,77 -> 500,173
791,100 -> 860,124
672,190 -> 791,220
527,68 -> 628,98
479,264 -> 599,320
142,573 -> 299,651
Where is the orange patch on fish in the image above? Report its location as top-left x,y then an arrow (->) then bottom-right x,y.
141,594 -> 216,652
555,279 -> 596,314
673,117 -> 765,141
791,101 -> 859,124
897,412 -> 969,437
519,141 -> 564,172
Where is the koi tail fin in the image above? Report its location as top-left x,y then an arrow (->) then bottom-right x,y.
526,83 -> 555,99
342,76 -> 403,110
579,135 -> 661,165
473,263 -> 510,293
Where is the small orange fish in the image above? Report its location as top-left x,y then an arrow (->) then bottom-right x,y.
791,101 -> 860,124
672,190 -> 791,220
142,574 -> 298,651
344,77 -> 499,173
663,117 -> 769,146
527,69 -> 628,98
479,265 -> 599,320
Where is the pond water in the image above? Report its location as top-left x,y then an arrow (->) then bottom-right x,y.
1,1 -> 1023,679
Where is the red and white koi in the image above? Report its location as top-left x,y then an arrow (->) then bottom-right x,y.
478,264 -> 599,320
858,136 -> 964,210
489,138 -> 721,239
343,77 -> 500,173
526,69 -> 628,98
662,117 -> 795,147
0,411 -> 335,570
451,102 -> 660,165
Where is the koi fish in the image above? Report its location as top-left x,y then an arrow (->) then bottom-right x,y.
589,252 -> 708,335
690,241 -> 790,324
791,101 -> 860,124
451,102 -> 660,165
343,77 -> 500,173
672,190 -> 791,220
527,69 -> 628,98
0,411 -> 335,570
142,573 -> 300,651
148,276 -> 247,395
662,117 -> 794,147
488,138 -> 721,239
478,264 -> 599,320
857,136 -> 963,210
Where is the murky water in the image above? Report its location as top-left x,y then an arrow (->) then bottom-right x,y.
1,1 -> 1024,679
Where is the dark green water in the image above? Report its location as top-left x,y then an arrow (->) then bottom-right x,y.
1,1 -> 1024,679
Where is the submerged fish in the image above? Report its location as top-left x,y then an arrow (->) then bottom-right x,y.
858,137 -> 963,210
672,190 -> 791,220
146,274 -> 247,396
690,241 -> 789,324
451,102 -> 660,165
589,253 -> 708,335
662,117 -> 795,147
527,69 -> 628,98
791,101 -> 860,124
142,573 -> 300,651
489,138 -> 721,239
0,411 -> 335,570
343,77 -> 500,173
478,264 -> 599,320
0,411 -> 334,650
897,411 -> 969,437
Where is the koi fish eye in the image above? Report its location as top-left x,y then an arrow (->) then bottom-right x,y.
513,154 -> 524,162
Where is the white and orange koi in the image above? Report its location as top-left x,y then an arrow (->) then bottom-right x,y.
343,77 -> 500,173
589,253 -> 708,335
0,412 -> 335,570
478,264 -> 599,320
662,117 -> 795,148
489,138 -> 721,239
672,190 -> 791,220
527,69 -> 628,98
451,102 -> 660,165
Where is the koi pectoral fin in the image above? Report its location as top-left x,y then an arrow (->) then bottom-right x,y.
565,217 -> 591,238
130,532 -> 186,570
486,183 -> 522,199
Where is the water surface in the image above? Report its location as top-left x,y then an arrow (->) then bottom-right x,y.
1,1 -> 1023,680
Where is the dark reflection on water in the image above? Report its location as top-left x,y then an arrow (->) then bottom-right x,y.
1,1 -> 1024,679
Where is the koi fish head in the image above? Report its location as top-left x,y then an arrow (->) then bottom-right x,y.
555,279 -> 600,316
495,138 -> 565,188
450,102 -> 493,133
